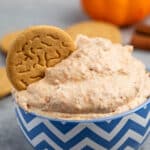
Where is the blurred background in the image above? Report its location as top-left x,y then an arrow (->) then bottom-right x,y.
0,0 -> 150,149
0,0 -> 150,66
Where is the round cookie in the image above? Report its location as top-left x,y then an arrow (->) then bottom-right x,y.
0,31 -> 22,53
0,67 -> 12,98
6,25 -> 75,90
66,21 -> 122,43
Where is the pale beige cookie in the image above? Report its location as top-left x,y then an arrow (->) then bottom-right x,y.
0,31 -> 22,53
66,21 -> 122,43
0,67 -> 12,98
6,25 -> 75,90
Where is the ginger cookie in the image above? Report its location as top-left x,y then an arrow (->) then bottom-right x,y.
0,67 -> 11,98
135,24 -> 150,35
131,33 -> 150,50
0,31 -> 22,53
131,24 -> 150,50
6,25 -> 75,90
66,21 -> 122,43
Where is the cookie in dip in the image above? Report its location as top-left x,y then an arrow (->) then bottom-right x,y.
14,35 -> 150,120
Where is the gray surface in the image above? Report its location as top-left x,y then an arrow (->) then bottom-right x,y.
0,0 -> 150,150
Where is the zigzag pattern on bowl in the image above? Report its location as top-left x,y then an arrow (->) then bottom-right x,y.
15,102 -> 150,150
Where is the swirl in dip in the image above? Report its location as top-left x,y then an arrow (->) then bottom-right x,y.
15,35 -> 150,120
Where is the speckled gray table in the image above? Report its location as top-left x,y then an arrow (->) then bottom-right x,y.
0,0 -> 150,150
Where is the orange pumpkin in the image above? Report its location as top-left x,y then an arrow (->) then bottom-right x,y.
81,0 -> 150,26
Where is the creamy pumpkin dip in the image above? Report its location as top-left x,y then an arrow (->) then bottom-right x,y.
15,35 -> 150,120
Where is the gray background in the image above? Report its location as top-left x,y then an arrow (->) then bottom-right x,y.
0,0 -> 150,149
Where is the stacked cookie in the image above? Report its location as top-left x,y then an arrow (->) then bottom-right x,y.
131,24 -> 150,50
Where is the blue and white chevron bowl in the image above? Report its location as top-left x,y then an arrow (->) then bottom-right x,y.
15,99 -> 150,150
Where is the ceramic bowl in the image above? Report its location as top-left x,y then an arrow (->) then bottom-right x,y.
15,98 -> 150,150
